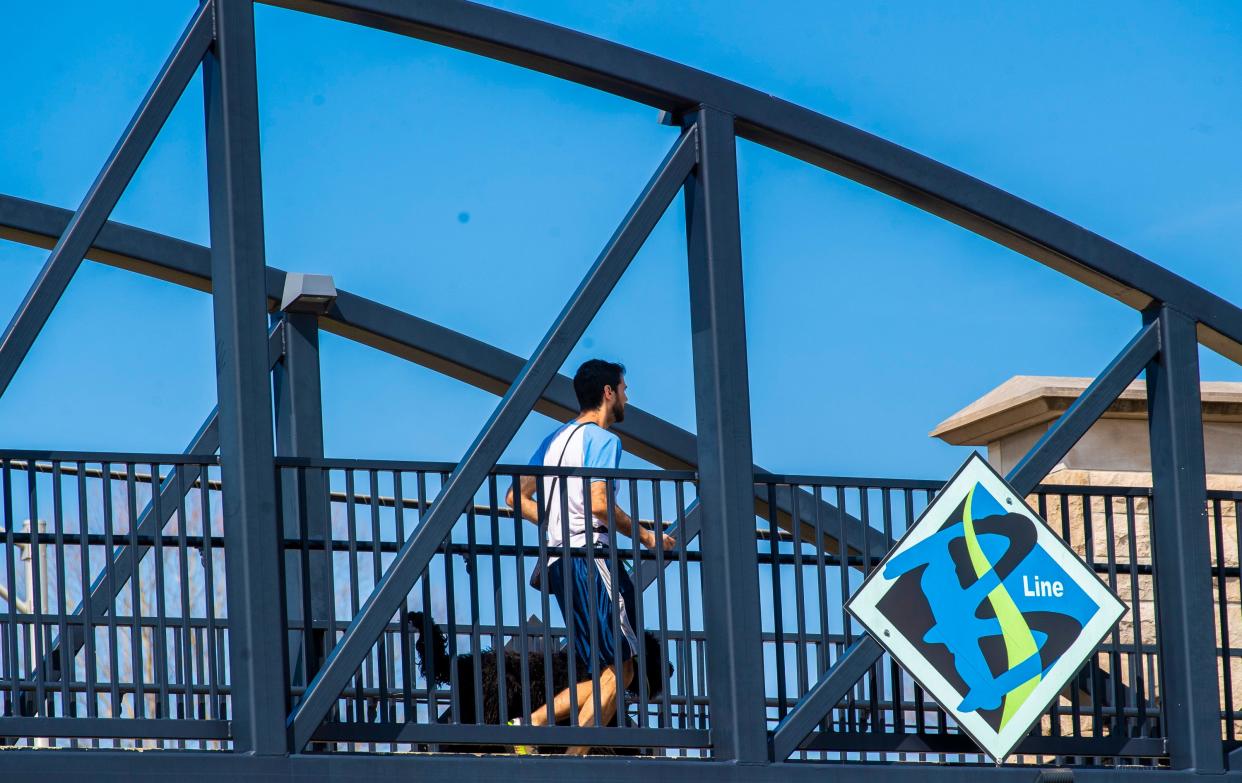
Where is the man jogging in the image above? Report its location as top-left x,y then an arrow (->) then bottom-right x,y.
505,359 -> 674,754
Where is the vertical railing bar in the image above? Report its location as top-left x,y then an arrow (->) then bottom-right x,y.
674,480 -> 694,731
196,465 -> 219,721
510,471 -> 532,723
695,633 -> 707,744
926,487 -> 948,736
652,478 -> 670,729
123,464 -> 144,718
1083,492 -> 1104,736
487,474 -> 508,725
859,487 -> 880,733
75,463 -> 98,721
1066,492 -> 1083,738
790,483 -> 810,712
1124,494 -> 1147,735
367,469 -> 390,724
393,470 -> 413,725
766,481 -> 786,720
628,479 -> 647,726
811,483 -> 830,735
51,461 -> 73,718
463,488 -> 484,726
101,461 -> 121,718
2,460 -> 19,715
27,465 -> 48,717
317,472 -> 342,725
1036,492 -> 1061,744
292,467 -> 314,696
442,471 -> 463,726
881,487 -> 902,737
192,625 -> 205,722
904,487 -> 924,739
416,471 -> 436,728
1232,498 -> 1242,744
344,469 -> 362,723
175,466 -> 193,726
1214,497 -> 1233,742
150,463 -> 171,719
834,484 -> 852,733
1146,491 -> 1161,741
583,476 -> 602,727
1102,495 -> 1126,738
605,477 -> 625,728
558,467 -> 578,722
533,472 -> 554,728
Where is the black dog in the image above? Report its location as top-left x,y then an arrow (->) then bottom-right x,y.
407,611 -> 672,754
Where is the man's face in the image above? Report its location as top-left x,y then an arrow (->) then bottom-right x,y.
607,376 -> 628,423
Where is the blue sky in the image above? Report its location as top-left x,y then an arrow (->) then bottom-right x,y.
1,0 -> 1240,479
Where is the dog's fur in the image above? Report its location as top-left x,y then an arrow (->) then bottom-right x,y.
407,611 -> 672,754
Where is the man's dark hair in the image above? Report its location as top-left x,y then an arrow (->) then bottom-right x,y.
573,359 -> 625,412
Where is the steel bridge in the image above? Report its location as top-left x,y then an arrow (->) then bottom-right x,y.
0,0 -> 1239,780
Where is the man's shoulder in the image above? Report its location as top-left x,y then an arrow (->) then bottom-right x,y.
583,423 -> 621,445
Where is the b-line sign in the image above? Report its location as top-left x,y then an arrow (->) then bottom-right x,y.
846,452 -> 1127,761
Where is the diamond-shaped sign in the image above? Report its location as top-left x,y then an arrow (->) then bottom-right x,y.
846,452 -> 1127,761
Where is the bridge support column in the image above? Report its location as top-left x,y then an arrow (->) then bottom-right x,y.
684,105 -> 768,763
204,0 -> 290,756
273,299 -> 332,692
1145,305 -> 1222,773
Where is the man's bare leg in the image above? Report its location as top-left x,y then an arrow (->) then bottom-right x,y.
567,659 -> 635,756
528,677 -> 598,727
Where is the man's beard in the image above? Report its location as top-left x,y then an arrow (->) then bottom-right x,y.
611,397 -> 626,423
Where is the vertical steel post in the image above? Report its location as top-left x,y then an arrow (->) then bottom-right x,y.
1145,305 -> 1221,772
203,0 -> 289,755
272,311 -> 330,685
683,106 -> 767,762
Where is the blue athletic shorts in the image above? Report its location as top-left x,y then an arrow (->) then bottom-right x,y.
546,555 -> 639,671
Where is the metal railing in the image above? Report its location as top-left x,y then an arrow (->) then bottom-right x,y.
0,451 -> 230,749
5,450 -> 1242,765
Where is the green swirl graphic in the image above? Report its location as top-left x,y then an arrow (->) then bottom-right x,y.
962,486 -> 1040,727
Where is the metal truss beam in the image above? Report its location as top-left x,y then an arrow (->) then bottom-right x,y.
273,310 -> 331,686
1007,319 -> 1161,494
0,2 -> 213,401
287,126 -> 698,750
684,106 -> 766,762
265,0 -> 1242,366
1146,305 -> 1221,772
204,0 -> 289,754
769,321 -> 1164,760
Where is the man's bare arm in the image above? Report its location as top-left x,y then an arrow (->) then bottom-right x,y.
506,476 -> 542,525
589,481 -> 674,550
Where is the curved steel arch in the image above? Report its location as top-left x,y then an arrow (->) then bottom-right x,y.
271,0 -> 1242,362
0,191 -> 875,546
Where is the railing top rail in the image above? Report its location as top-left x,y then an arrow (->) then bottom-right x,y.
1033,483 -> 1154,497
0,449 -> 220,465
753,473 -> 946,490
274,455 -> 698,480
